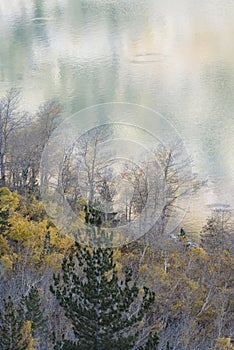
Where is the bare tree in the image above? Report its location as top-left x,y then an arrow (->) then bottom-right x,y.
7,99 -> 62,195
200,209 -> 233,253
58,134 -> 200,237
61,126 -> 115,218
0,88 -> 27,186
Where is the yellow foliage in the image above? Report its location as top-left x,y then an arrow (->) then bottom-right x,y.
113,248 -> 122,259
7,214 -> 38,243
151,320 -> 163,333
114,261 -> 122,273
153,265 -> 169,283
21,197 -> 46,221
0,255 -> 13,271
0,234 -> 10,255
19,321 -> 38,350
191,247 -> 207,255
171,300 -> 184,311
139,263 -> 148,274
0,187 -> 20,220
188,280 -> 199,291
0,187 -> 20,206
78,209 -> 85,221
138,288 -> 145,295
43,253 -> 64,269
0,187 -> 75,269
189,247 -> 208,262
214,338 -> 234,350
48,225 -> 72,251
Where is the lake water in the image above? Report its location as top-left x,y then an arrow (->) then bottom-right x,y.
0,0 -> 233,234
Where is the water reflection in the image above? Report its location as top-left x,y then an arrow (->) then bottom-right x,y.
0,0 -> 233,231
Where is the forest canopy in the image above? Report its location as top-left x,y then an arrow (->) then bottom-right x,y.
0,90 -> 233,350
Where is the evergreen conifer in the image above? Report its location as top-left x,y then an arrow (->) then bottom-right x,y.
51,241 -> 158,349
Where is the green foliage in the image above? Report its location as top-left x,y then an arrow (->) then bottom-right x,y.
0,289 -> 43,350
50,241 -> 157,349
0,187 -> 20,232
0,186 -> 232,350
84,204 -> 102,227
20,286 -> 45,335
0,296 -> 24,350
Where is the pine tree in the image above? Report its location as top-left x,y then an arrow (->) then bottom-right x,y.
0,296 -> 24,350
84,203 -> 102,227
20,286 -> 45,336
0,294 -> 40,350
41,231 -> 53,258
50,241 -> 158,350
